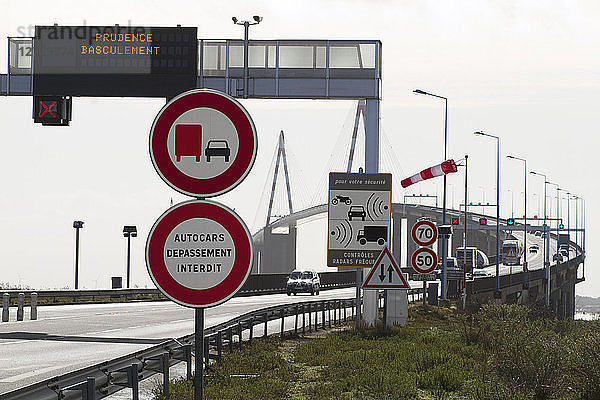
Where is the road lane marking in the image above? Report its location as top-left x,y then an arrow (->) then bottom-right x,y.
0,365 -> 65,383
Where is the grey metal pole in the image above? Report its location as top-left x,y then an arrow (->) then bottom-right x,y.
542,179 -> 548,305
355,269 -> 361,329
75,227 -> 80,290
523,160 -> 527,285
583,198 -> 586,278
507,155 -> 527,286
463,155 -> 468,294
495,139 -> 500,293
574,196 -> 580,280
556,188 -> 561,270
195,308 -> 204,400
441,97 -> 448,300
567,192 -> 571,268
126,234 -> 131,289
243,21 -> 249,99
413,90 -> 448,300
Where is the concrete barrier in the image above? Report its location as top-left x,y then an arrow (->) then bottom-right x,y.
31,292 -> 38,320
2,293 -> 8,322
16,293 -> 24,321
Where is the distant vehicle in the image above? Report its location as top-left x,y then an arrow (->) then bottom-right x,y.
529,244 -> 540,253
204,140 -> 231,162
435,257 -> 461,279
331,195 -> 352,205
472,268 -> 491,278
286,270 -> 320,296
534,231 -> 542,237
502,239 -> 523,266
455,247 -> 489,273
348,205 -> 366,221
553,253 -> 564,263
357,226 -> 387,246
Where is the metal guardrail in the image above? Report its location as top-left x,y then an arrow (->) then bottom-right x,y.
1,271 -> 357,307
2,289 -> 421,400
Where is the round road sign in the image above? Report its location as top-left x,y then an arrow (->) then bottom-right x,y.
411,220 -> 438,246
149,89 -> 257,197
146,199 -> 253,308
411,248 -> 438,274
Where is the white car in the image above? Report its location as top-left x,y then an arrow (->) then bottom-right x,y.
472,268 -> 491,278
286,270 -> 320,296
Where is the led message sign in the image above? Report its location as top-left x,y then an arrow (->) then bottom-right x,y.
33,26 -> 198,97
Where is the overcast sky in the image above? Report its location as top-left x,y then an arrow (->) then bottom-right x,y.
1,1 -> 598,296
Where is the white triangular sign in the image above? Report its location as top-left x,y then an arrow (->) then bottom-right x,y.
362,246 -> 410,289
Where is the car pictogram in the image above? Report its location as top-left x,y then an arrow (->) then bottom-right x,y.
205,140 -> 231,162
348,205 -> 366,221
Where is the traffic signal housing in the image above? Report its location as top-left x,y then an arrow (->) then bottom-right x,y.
507,218 -> 515,226
33,96 -> 72,126
479,217 -> 487,225
451,217 -> 460,225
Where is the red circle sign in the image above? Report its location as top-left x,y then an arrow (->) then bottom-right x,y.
411,248 -> 438,274
145,200 -> 253,308
149,89 -> 257,197
411,220 -> 438,246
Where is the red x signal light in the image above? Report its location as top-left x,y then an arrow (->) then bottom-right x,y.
479,218 -> 487,225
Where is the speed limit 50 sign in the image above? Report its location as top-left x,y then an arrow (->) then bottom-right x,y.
411,220 -> 437,246
411,248 -> 438,274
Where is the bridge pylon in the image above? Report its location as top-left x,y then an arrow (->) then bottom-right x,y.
266,130 -> 294,226
346,100 -> 366,173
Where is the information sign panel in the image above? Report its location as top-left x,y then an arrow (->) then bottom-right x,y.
327,172 -> 392,268
33,25 -> 198,97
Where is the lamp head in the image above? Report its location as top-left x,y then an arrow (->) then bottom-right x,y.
253,15 -> 263,23
474,131 -> 484,136
232,17 -> 238,23
413,89 -> 427,95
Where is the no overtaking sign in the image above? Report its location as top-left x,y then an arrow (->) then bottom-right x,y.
146,200 -> 253,308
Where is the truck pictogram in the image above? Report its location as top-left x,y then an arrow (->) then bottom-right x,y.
357,226 -> 387,246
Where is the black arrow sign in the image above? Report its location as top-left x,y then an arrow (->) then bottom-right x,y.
378,264 -> 386,282
388,265 -> 394,282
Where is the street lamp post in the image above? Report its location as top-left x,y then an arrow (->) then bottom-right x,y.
73,220 -> 84,289
507,155 -> 528,289
232,16 -> 263,98
414,89 -> 449,299
123,226 -> 138,289
530,171 -> 552,306
474,131 -> 500,293
507,189 -> 514,217
556,188 -> 564,270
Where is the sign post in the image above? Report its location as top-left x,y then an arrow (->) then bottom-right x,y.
147,88 -> 257,399
411,220 -> 438,306
362,246 -> 410,326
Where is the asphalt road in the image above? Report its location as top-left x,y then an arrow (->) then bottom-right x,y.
0,231 -> 571,395
0,287 -> 356,395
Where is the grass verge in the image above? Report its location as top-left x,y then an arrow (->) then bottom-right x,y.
153,303 -> 600,400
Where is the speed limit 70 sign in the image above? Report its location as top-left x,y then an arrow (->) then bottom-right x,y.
411,220 -> 438,246
411,248 -> 438,274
